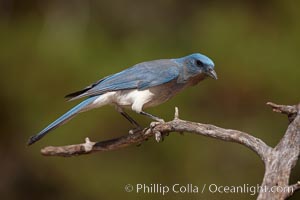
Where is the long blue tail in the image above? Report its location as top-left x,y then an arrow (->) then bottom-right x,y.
27,96 -> 97,145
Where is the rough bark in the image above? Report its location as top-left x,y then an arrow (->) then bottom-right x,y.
257,103 -> 300,199
40,102 -> 300,200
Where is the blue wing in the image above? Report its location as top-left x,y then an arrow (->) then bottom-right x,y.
66,59 -> 180,101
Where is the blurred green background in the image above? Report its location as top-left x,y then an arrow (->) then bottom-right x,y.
0,0 -> 299,199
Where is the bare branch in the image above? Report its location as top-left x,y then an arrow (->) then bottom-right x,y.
41,130 -> 152,157
39,102 -> 300,200
267,102 -> 298,122
257,103 -> 300,200
174,106 -> 179,120
266,102 -> 298,115
41,108 -> 271,162
286,181 -> 300,198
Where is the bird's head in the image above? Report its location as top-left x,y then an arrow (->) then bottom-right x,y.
179,53 -> 217,80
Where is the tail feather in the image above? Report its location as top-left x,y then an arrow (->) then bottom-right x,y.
64,76 -> 108,101
65,88 -> 90,100
27,97 -> 97,145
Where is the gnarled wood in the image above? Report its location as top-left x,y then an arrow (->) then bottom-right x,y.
40,102 -> 300,200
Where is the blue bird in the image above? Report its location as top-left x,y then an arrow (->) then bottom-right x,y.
28,53 -> 217,145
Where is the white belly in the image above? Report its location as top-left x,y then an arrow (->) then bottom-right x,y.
91,89 -> 155,113
115,89 -> 155,107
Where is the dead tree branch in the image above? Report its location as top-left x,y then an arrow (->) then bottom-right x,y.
40,102 -> 300,200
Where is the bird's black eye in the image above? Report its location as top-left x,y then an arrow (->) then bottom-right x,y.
196,60 -> 203,67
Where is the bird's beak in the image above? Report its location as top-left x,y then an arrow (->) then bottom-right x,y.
206,69 -> 218,80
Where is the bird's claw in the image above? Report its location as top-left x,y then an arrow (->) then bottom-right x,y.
157,118 -> 165,123
155,131 -> 163,142
150,120 -> 164,128
147,120 -> 165,142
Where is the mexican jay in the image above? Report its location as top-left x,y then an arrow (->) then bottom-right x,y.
28,53 -> 217,145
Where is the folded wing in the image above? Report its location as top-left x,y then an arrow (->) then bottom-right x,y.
65,59 -> 180,101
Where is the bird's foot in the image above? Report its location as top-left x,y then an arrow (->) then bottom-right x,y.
129,126 -> 143,135
150,120 -> 164,128
146,120 -> 165,142
154,131 -> 163,142
157,118 -> 165,123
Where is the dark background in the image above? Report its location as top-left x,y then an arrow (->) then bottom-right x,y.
0,0 -> 299,199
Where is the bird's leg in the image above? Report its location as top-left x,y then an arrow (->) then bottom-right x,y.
120,111 -> 140,128
140,111 -> 165,142
115,106 -> 142,134
140,111 -> 165,123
